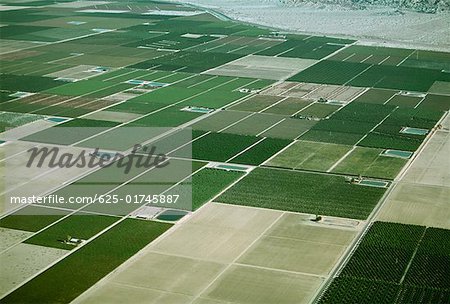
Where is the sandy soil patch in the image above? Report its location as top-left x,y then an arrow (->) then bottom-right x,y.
205,55 -> 317,80
0,243 -> 67,297
0,228 -> 33,252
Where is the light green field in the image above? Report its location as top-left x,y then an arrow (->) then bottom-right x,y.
267,140 -> 352,171
332,146 -> 407,179
263,97 -> 313,116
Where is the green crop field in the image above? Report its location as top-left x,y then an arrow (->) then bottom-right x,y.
191,110 -> 251,132
296,103 -> 340,118
230,137 -> 291,165
263,97 -> 313,116
0,74 -> 64,92
230,95 -> 284,112
319,222 -> 450,303
217,168 -> 386,219
172,132 -> 260,162
300,129 -> 365,145
170,168 -> 245,210
260,118 -> 317,139
129,51 -> 242,73
288,61 -> 370,85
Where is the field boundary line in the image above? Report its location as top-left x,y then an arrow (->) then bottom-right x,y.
187,75 -> 218,88
218,112 -> 255,133
189,211 -> 286,304
399,228 -> 427,285
311,109 -> 448,304
396,49 -> 416,66
256,117 -> 286,136
0,157 -> 181,299
233,263 -> 327,279
257,96 -> 289,113
326,146 -> 356,172
226,137 -> 266,162
261,139 -> 298,166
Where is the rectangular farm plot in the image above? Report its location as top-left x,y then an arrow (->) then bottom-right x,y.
201,265 -> 323,304
0,243 -> 68,298
181,89 -> 247,109
229,95 -> 285,112
172,132 -> 260,162
0,205 -> 70,232
217,168 -> 387,219
238,213 -> 357,276
332,147 -> 408,179
0,74 -> 64,93
1,219 -> 172,304
319,222 -> 450,304
263,97 -> 313,115
297,103 -> 340,119
150,203 -> 281,263
20,119 -> 120,145
419,94 -> 450,112
44,80 -> 114,96
349,64 -> 447,92
230,137 -> 292,166
288,61 -> 370,85
129,51 -> 242,73
24,213 -> 119,250
223,113 -> 285,136
387,94 -> 423,108
260,118 -> 317,139
353,88 -> 398,104
266,140 -> 353,172
191,110 -> 251,132
205,55 -> 318,80
129,106 -> 204,128
358,132 -> 423,152
107,251 -> 226,298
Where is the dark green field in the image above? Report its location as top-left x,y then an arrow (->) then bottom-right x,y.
217,168 -> 386,219
319,222 -> 450,304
